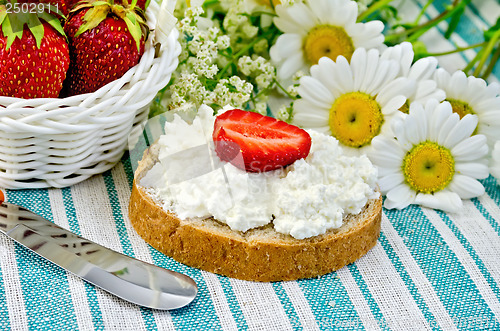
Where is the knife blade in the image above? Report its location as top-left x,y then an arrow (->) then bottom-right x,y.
0,201 -> 197,310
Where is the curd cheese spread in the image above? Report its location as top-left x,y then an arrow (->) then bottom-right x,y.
140,105 -> 379,239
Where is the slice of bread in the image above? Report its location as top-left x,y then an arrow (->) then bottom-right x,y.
129,142 -> 382,282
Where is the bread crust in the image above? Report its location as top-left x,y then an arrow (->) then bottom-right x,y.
129,145 -> 382,282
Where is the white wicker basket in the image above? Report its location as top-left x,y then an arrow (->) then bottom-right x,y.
0,1 -> 181,189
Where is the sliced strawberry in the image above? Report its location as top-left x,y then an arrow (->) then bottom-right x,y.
213,109 -> 312,172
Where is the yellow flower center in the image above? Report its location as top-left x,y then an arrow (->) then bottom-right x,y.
329,92 -> 383,148
304,25 -> 354,65
255,0 -> 281,7
403,141 -> 455,194
399,99 -> 410,114
446,98 -> 478,134
446,98 -> 474,119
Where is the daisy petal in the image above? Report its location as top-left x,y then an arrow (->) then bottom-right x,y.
377,76 -> 412,106
378,173 -> 405,193
414,191 -> 462,213
359,49 -> 380,93
443,114 -> 478,148
286,3 -> 318,31
309,0 -> 333,24
350,48 -> 368,91
451,134 -> 488,162
448,174 -> 485,199
297,77 -> 334,108
331,56 -> 354,92
448,71 -> 468,99
278,52 -> 307,80
292,111 -> 329,127
313,57 -> 347,96
436,112 -> 460,146
455,162 -> 489,179
386,184 -> 416,209
409,57 -> 437,81
273,34 -> 303,59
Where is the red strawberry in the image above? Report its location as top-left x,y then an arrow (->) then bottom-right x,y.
62,0 -> 148,96
213,109 -> 312,172
0,6 -> 69,98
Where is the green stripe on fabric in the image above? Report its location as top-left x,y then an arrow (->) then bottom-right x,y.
347,264 -> 390,330
378,232 -> 440,330
384,205 -> 498,329
271,282 -> 303,330
433,0 -> 484,43
471,198 -> 500,242
427,0 -> 500,80
297,272 -> 366,330
436,210 -> 500,303
102,170 -> 158,330
148,247 -> 224,330
482,176 -> 500,214
62,187 -> 104,330
218,276 -> 249,330
7,189 -> 78,331
120,158 -> 224,330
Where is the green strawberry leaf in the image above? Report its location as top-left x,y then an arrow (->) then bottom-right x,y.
46,4 -> 66,20
92,1 -> 109,7
2,15 -> 23,49
26,14 -> 44,48
39,11 -> 66,39
124,12 -> 141,51
0,6 -> 7,26
76,5 -> 109,37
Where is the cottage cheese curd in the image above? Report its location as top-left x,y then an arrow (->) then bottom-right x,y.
140,105 -> 379,239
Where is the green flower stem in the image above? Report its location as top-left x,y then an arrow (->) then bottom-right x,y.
481,43 -> 500,79
473,28 -> 500,77
384,0 -> 461,44
424,42 -> 485,57
357,0 -> 394,22
463,47 -> 484,73
413,0 -> 434,25
273,79 -> 297,100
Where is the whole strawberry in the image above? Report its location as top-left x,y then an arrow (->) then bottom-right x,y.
63,0 -> 149,96
0,4 -> 70,98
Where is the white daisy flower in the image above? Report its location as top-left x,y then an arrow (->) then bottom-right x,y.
369,99 -> 489,213
381,42 -> 445,112
292,47 -> 415,155
269,0 -> 385,82
434,68 -> 500,152
491,140 -> 500,181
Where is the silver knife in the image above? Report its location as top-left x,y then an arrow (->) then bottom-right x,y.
0,201 -> 197,310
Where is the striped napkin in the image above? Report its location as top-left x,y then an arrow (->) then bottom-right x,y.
1,0 -> 500,330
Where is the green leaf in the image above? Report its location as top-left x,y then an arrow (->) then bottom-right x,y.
444,6 -> 464,39
0,6 -> 7,26
76,6 -> 109,37
39,11 -> 65,38
124,12 -> 142,51
484,17 -> 500,41
2,15 -> 23,49
46,4 -> 66,20
26,14 -> 44,48
92,1 -> 109,7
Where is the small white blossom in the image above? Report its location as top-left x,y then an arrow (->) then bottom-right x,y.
255,102 -> 268,115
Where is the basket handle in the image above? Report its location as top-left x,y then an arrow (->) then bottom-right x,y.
155,0 -> 178,45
